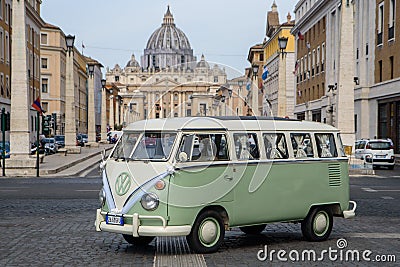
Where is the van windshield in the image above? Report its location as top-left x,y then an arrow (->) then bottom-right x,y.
130,132 -> 177,161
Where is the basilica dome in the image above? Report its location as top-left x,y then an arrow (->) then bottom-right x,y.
142,6 -> 196,70
146,6 -> 191,51
126,54 -> 140,68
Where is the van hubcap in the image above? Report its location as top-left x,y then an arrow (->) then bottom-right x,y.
314,212 -> 328,236
199,218 -> 219,246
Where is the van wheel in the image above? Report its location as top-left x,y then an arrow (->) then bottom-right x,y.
239,224 -> 266,235
301,207 -> 333,241
186,210 -> 225,253
122,234 -> 155,246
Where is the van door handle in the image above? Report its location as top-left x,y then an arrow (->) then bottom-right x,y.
224,175 -> 233,181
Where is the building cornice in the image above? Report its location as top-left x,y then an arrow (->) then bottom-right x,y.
292,0 -> 337,35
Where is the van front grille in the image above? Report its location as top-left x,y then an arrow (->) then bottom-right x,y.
328,163 -> 341,187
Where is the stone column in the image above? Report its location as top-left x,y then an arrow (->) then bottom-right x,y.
178,92 -> 182,117
100,88 -> 108,143
277,55 -> 287,117
8,0 -> 36,168
109,95 -> 114,129
87,74 -> 98,147
170,92 -> 174,117
115,97 -> 120,126
64,44 -> 81,153
337,0 -> 355,146
160,93 -> 164,118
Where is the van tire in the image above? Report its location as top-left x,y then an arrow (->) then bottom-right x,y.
122,234 -> 155,246
301,207 -> 333,241
239,224 -> 266,235
186,210 -> 225,253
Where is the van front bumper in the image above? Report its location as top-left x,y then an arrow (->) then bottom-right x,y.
95,209 -> 191,237
343,201 -> 357,219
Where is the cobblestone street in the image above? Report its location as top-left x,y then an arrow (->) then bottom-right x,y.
0,174 -> 399,266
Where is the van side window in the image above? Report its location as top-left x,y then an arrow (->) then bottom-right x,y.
290,133 -> 314,158
263,133 -> 288,159
176,133 -> 229,162
315,133 -> 337,158
233,133 -> 260,160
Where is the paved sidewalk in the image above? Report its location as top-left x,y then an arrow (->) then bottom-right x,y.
40,143 -> 114,177
2,143 -> 114,178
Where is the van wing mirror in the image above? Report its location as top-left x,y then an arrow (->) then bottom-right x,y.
178,152 -> 188,162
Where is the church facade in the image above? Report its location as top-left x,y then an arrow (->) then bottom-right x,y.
105,7 -> 227,124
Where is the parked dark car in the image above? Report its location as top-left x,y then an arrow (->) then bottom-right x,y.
54,135 -> 65,148
76,135 -> 85,147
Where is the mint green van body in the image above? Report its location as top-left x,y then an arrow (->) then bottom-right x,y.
95,117 -> 356,253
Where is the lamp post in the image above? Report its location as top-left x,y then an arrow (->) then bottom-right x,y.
277,36 -> 288,117
64,34 -> 81,153
251,64 -> 259,116
87,63 -> 98,147
100,79 -> 108,143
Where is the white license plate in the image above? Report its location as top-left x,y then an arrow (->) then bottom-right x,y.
376,155 -> 386,159
106,215 -> 124,225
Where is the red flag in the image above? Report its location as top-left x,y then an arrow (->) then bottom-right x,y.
32,97 -> 44,114
298,31 -> 305,40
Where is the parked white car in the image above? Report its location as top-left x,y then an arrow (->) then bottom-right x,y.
354,139 -> 395,169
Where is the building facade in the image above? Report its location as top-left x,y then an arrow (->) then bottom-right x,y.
263,2 -> 296,118
353,0 -> 400,153
292,0 -> 355,146
40,23 -> 93,136
106,7 -> 227,122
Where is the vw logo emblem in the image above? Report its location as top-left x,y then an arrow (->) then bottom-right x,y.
115,172 -> 132,196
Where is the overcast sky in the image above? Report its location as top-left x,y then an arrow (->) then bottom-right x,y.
41,0 -> 298,78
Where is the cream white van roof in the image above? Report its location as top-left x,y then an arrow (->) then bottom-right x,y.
124,117 -> 338,132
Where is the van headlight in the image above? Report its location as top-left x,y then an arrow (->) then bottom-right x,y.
141,193 -> 159,211
98,188 -> 106,206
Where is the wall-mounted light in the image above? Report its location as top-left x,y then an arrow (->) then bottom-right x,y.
353,76 -> 359,85
328,83 -> 337,92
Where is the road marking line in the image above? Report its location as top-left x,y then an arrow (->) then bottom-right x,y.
375,190 -> 400,192
0,187 -> 29,189
75,190 -> 99,192
361,187 -> 377,192
154,236 -> 207,267
0,190 -> 18,192
381,196 -> 395,200
346,233 -> 400,239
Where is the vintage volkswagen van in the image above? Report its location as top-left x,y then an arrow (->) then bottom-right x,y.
95,117 -> 356,253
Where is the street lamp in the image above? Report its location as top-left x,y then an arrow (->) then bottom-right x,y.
65,34 -> 75,56
252,64 -> 259,77
278,36 -> 288,58
87,63 -> 95,78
